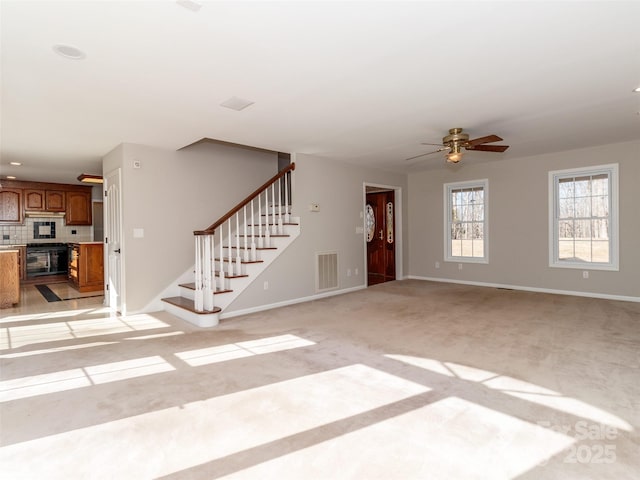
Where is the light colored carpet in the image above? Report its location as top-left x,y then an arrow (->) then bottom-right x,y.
1,279 -> 638,479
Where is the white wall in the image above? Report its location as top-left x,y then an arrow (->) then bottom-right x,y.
226,153 -> 408,313
103,141 -> 278,313
408,140 -> 640,300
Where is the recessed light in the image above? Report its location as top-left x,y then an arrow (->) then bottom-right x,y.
53,44 -> 86,60
220,96 -> 255,111
176,0 -> 202,12
9,162 -> 22,166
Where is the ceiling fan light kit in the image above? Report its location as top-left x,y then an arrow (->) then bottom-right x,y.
407,127 -> 510,164
446,143 -> 464,163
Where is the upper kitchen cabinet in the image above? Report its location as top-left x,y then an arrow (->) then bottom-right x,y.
0,188 -> 23,224
1,180 -> 93,225
66,190 -> 92,225
46,190 -> 66,211
25,188 -> 66,212
24,189 -> 46,210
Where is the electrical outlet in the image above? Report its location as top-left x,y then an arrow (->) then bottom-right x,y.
355,268 -> 359,276
582,271 -> 589,279
347,269 -> 352,277
435,261 -> 440,269
458,263 -> 463,270
263,281 -> 269,290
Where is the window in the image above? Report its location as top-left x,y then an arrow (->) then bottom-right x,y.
444,179 -> 488,263
549,164 -> 618,270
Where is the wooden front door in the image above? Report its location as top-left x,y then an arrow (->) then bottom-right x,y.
366,191 -> 395,286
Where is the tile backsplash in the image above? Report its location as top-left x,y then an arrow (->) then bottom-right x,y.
0,217 -> 92,245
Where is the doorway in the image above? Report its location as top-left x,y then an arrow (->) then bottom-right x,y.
365,188 -> 396,286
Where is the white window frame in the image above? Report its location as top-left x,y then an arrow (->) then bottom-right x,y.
548,163 -> 619,271
444,179 -> 489,264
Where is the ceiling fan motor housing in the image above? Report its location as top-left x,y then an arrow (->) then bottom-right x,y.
442,127 -> 470,147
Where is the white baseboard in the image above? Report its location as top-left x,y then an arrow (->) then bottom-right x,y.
407,275 -> 640,303
220,284 -> 367,320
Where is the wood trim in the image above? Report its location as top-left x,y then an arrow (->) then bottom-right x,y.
195,162 -> 295,235
1,179 -> 93,193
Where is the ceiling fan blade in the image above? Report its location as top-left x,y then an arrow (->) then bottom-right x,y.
405,147 -> 448,161
465,144 -> 509,152
466,134 -> 503,147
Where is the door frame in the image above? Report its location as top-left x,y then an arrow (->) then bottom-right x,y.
362,182 -> 403,284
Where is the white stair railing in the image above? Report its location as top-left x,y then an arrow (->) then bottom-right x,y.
192,163 -> 295,312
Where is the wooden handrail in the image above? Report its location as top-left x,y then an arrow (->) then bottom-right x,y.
194,162 -> 295,235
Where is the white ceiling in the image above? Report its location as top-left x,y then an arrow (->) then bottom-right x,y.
1,1 -> 639,184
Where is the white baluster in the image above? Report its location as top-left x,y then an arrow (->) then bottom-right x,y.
235,212 -> 242,275
219,229 -> 225,290
194,235 -> 203,311
284,171 -> 290,223
203,234 -> 213,311
227,219 -> 232,278
263,190 -> 271,248
250,199 -> 256,261
243,205 -> 248,262
271,183 -> 277,235
278,178 -> 283,234
258,192 -> 263,248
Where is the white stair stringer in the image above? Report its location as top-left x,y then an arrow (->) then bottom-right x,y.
215,219 -> 300,311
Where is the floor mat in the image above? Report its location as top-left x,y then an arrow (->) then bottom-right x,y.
35,284 -> 104,302
34,284 -> 62,302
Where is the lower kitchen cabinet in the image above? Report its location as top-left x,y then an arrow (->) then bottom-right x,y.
68,243 -> 104,292
0,250 -> 20,308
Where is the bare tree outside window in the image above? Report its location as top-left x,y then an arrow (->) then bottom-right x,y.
550,164 -> 618,271
445,180 -> 488,262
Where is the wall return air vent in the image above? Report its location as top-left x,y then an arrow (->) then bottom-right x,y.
316,251 -> 338,292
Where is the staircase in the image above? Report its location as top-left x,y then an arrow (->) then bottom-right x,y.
161,163 -> 299,327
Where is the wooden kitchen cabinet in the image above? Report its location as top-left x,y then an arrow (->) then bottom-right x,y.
0,250 -> 20,308
46,190 -> 66,211
0,188 -> 23,224
25,189 -> 66,212
15,245 -> 26,281
1,180 -> 92,225
66,190 -> 92,225
69,243 -> 104,292
24,189 -> 46,210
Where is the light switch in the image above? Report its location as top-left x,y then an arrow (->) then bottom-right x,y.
309,203 -> 320,212
133,228 -> 144,238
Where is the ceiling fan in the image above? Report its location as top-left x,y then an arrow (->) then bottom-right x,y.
406,128 -> 509,163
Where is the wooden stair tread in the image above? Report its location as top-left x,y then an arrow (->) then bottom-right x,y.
161,296 -> 221,314
178,283 -> 233,294
215,258 -> 264,264
248,223 -> 299,226
236,234 -> 289,238
214,271 -> 249,279
223,246 -> 277,250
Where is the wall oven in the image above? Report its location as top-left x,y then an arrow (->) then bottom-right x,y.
26,243 -> 68,278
